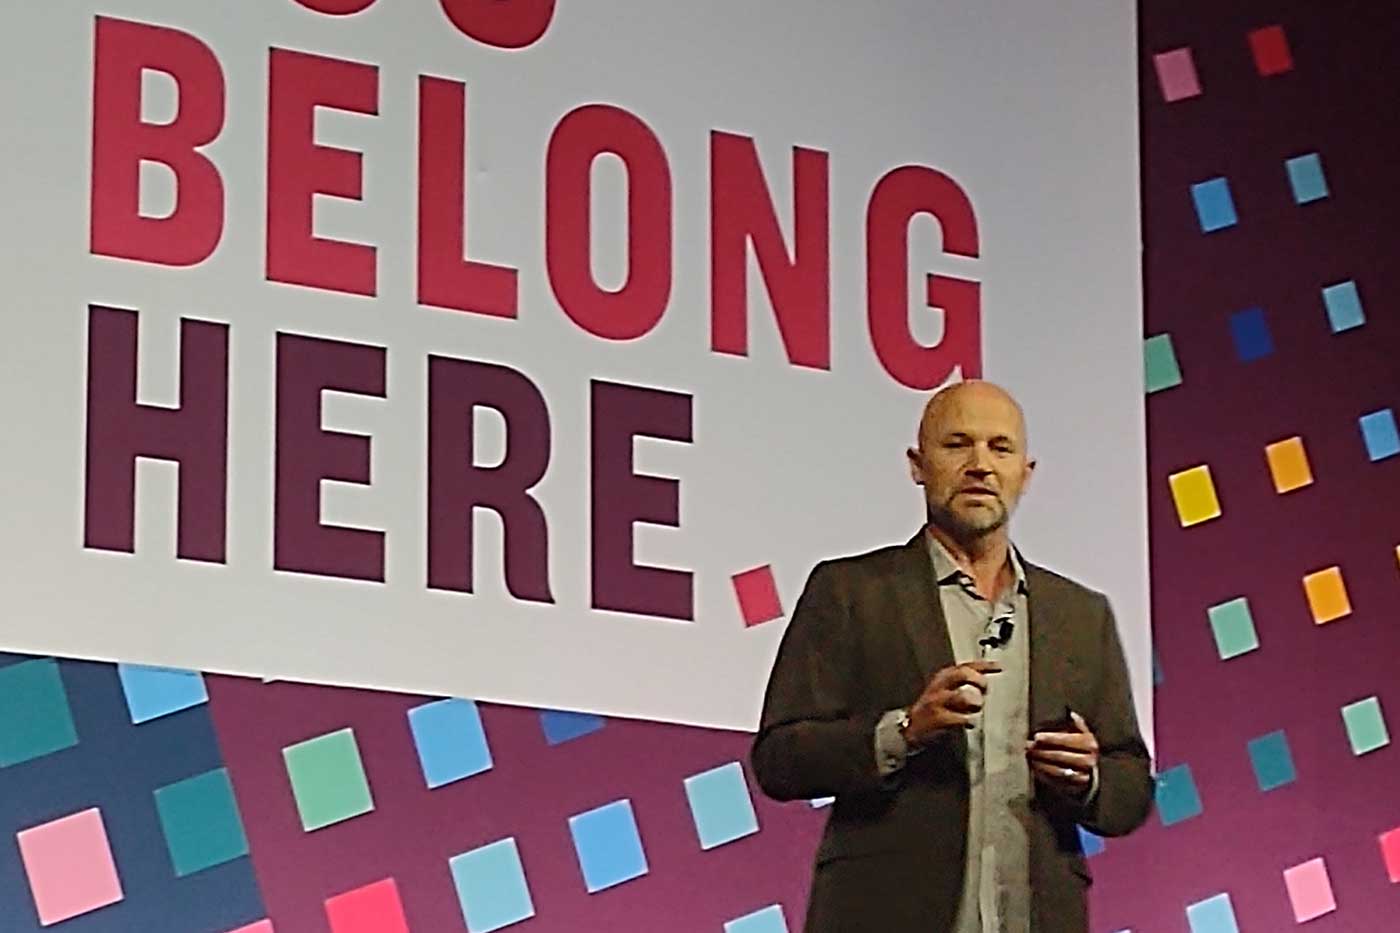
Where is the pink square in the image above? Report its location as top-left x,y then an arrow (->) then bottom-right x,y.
228,923 -> 275,933
16,807 -> 124,926
1153,48 -> 1202,102
1249,24 -> 1294,76
325,878 -> 409,933
1381,827 -> 1400,882
1283,857 -> 1337,922
733,565 -> 784,627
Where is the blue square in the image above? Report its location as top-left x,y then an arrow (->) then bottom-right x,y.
725,904 -> 789,933
1187,892 -> 1239,933
1286,153 -> 1329,204
568,799 -> 648,893
684,761 -> 760,849
1360,409 -> 1400,461
1229,308 -> 1274,362
1246,730 -> 1296,791
1077,825 -> 1106,857
1153,651 -> 1165,686
0,658 -> 79,768
117,664 -> 208,724
1155,764 -> 1203,826
1190,177 -> 1238,232
1322,280 -> 1365,333
408,699 -> 493,789
540,709 -> 605,746
450,838 -> 535,933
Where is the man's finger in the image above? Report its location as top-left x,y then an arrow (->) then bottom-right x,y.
966,660 -> 1004,674
946,686 -> 985,713
1026,747 -> 1096,769
1070,711 -> 1090,733
1030,760 -> 1091,785
1029,731 -> 1096,751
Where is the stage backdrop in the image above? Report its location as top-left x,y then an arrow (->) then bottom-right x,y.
0,0 -> 1150,737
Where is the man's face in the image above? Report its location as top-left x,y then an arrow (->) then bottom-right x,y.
907,385 -> 1034,541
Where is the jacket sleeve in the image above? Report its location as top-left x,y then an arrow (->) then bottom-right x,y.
1075,593 -> 1155,837
750,561 -> 889,801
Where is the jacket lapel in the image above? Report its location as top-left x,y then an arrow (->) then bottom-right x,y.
1025,561 -> 1069,732
893,531 -> 955,680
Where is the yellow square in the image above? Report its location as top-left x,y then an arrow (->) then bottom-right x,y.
1168,465 -> 1222,527
1303,566 -> 1351,624
1265,436 -> 1313,493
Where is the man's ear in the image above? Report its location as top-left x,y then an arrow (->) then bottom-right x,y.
1022,458 -> 1037,491
907,446 -> 925,485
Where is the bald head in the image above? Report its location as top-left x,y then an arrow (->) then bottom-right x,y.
908,380 -> 1034,544
917,380 -> 1029,454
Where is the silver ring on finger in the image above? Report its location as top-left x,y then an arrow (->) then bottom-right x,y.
1062,767 -> 1073,778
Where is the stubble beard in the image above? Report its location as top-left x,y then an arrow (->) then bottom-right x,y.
928,495 -> 1008,546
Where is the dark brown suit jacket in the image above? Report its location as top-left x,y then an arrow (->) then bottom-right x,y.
751,533 -> 1153,933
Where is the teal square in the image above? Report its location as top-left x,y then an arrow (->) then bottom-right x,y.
1322,280 -> 1365,333
1286,152 -> 1329,204
1207,598 -> 1259,660
684,762 -> 760,849
0,659 -> 79,768
1155,763 -> 1203,826
1342,696 -> 1389,755
450,837 -> 535,932
725,904 -> 789,933
1144,334 -> 1183,393
1246,730 -> 1296,791
1187,892 -> 1239,933
154,767 -> 249,876
282,728 -> 375,831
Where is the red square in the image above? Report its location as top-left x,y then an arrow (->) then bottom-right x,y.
325,878 -> 409,933
732,565 -> 784,627
229,923 -> 275,933
1381,827 -> 1400,883
1249,24 -> 1294,76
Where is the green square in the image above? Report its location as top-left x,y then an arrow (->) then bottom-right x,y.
0,659 -> 79,768
1207,598 -> 1259,660
154,767 -> 249,876
1342,697 -> 1389,755
283,728 -> 375,831
1144,334 -> 1183,394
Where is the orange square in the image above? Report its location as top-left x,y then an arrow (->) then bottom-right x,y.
1265,437 -> 1313,493
1303,566 -> 1351,624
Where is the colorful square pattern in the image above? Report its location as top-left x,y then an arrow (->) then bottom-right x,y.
1283,857 -> 1336,922
1153,48 -> 1202,102
1264,437 -> 1313,493
1302,566 -> 1351,624
685,762 -> 761,850
154,767 -> 249,877
0,658 -> 78,768
1168,465 -> 1222,527
568,799 -> 649,892
1342,697 -> 1389,755
16,807 -> 124,925
733,565 -> 785,627
117,664 -> 209,724
1247,730 -> 1296,791
725,904 -> 790,933
1190,177 -> 1238,232
1155,764 -> 1203,826
408,698 -> 493,789
1207,597 -> 1258,659
283,728 -> 375,832
1144,334 -> 1183,393
449,837 -> 536,933
324,878 -> 409,933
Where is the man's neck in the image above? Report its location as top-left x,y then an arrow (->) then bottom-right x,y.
926,524 -> 1013,601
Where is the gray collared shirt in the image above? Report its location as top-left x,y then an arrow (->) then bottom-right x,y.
875,534 -> 1031,933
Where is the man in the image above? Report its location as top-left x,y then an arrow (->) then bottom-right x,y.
751,380 -> 1153,933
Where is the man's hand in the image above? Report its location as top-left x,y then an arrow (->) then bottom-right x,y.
903,660 -> 1004,746
1026,711 -> 1099,794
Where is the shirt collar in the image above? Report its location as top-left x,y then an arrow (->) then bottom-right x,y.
925,529 -> 1029,597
